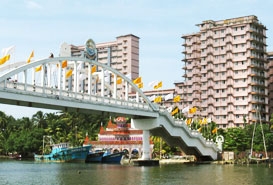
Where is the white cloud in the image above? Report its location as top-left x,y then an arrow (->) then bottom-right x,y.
25,0 -> 42,9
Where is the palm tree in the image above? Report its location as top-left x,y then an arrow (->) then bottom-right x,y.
32,111 -> 47,129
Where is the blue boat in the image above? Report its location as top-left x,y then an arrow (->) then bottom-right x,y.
85,149 -> 124,164
85,151 -> 105,163
34,136 -> 91,162
101,150 -> 125,164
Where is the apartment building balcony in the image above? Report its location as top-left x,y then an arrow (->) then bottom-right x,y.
249,72 -> 261,77
249,81 -> 266,87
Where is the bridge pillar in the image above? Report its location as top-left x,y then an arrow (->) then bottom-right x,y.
142,130 -> 150,160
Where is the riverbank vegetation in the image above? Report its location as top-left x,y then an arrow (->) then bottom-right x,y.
0,111 -> 107,157
0,110 -> 273,158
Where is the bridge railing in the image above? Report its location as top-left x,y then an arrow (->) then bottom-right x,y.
158,108 -> 218,150
0,80 -> 152,112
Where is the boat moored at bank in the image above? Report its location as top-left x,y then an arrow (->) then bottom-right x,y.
34,136 -> 91,162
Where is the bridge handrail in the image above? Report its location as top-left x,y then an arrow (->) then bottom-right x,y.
158,108 -> 219,152
0,80 -> 153,112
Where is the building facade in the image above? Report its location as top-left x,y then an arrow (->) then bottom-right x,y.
59,34 -> 140,97
267,52 -> 273,117
182,15 -> 268,128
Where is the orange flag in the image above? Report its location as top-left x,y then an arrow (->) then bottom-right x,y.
62,60 -> 67,68
117,77 -> 122,84
91,65 -> 96,74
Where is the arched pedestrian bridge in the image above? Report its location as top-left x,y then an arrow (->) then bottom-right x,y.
0,56 -> 220,161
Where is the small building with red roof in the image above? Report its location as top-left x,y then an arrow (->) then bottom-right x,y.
84,117 -> 154,159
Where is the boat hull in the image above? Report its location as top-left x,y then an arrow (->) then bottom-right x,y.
85,151 -> 105,163
102,152 -> 124,164
34,145 -> 91,162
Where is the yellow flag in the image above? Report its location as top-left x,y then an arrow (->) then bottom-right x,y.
186,118 -> 192,125
198,127 -> 202,132
189,107 -> 197,114
154,81 -> 162,89
154,96 -> 162,103
138,82 -> 143,88
212,127 -> 218,134
173,95 -> 180,103
117,77 -> 122,84
91,65 -> 96,74
35,65 -> 42,72
171,107 -> 179,115
0,54 -> 10,65
65,69 -> 73,78
27,50 -> 34,63
202,118 -> 208,125
62,60 -> 67,68
133,77 -> 142,84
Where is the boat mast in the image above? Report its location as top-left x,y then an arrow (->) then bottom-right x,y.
250,114 -> 256,157
258,110 -> 268,158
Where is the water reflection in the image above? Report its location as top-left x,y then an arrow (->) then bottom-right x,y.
0,160 -> 272,185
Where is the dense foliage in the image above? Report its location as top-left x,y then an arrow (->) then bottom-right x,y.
0,111 -> 107,157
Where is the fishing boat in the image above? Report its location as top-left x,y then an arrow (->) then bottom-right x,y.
249,109 -> 269,163
101,149 -> 125,164
85,149 -> 124,164
34,136 -> 91,162
85,150 -> 105,163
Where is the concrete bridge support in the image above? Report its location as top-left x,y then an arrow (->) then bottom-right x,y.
131,118 -> 159,166
142,130 -> 151,160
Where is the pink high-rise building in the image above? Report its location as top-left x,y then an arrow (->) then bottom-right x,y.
267,52 -> 273,117
182,15 -> 268,128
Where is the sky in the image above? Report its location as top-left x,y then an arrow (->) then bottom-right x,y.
0,0 -> 273,118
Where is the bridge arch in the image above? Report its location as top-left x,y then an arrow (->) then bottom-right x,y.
0,57 -> 158,118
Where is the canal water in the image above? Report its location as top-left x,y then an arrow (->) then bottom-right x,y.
0,159 -> 272,185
